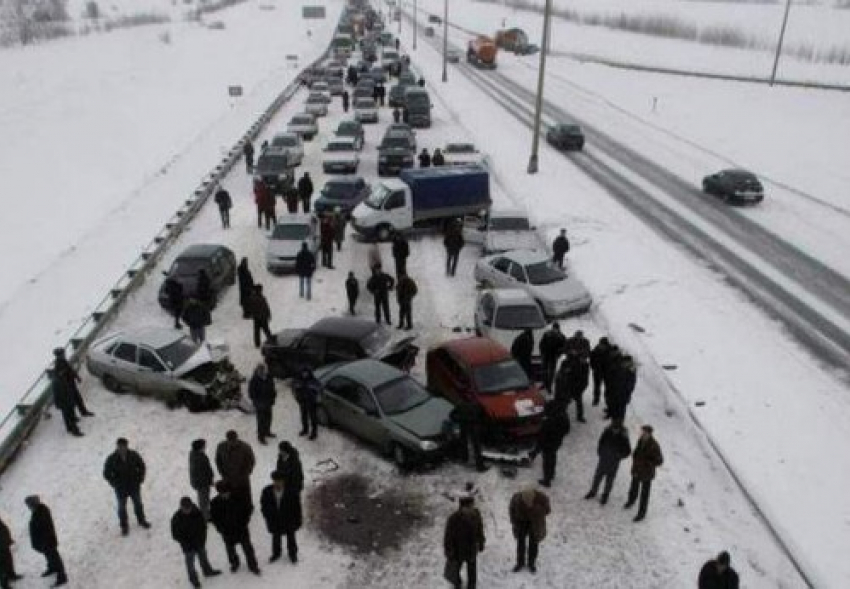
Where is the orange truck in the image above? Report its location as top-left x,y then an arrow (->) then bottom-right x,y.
466,35 -> 498,69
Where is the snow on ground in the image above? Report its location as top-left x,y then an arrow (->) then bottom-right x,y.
0,44 -> 805,588
0,0 -> 342,416
402,13 -> 849,586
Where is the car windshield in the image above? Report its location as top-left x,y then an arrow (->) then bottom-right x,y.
327,142 -> 354,152
272,136 -> 297,147
382,136 -> 410,149
473,360 -> 530,394
257,155 -> 288,169
337,123 -> 358,135
446,144 -> 474,153
157,337 -> 199,370
525,261 -> 565,285
365,184 -> 389,209
355,99 -> 376,108
374,377 -> 431,415
322,183 -> 355,199
557,125 -> 580,134
494,305 -> 546,329
292,116 -> 313,125
360,324 -> 391,355
272,224 -> 310,240
307,96 -> 324,103
171,257 -> 207,276
490,217 -> 530,231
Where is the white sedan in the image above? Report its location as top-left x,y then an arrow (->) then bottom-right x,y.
354,98 -> 379,123
474,288 -> 548,361
473,249 -> 592,318
270,132 -> 304,167
322,137 -> 360,174
305,93 -> 329,117
442,142 -> 487,166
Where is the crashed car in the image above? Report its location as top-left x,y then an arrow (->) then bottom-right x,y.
86,328 -> 243,412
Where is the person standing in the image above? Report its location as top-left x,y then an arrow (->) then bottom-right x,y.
215,431 -> 256,507
214,187 -> 232,229
182,297 -> 211,344
275,442 -> 304,497
556,354 -> 590,423
165,277 -> 185,329
243,140 -> 254,173
103,438 -> 151,536
450,401 -> 487,473
52,348 -> 93,418
509,486 -> 551,574
248,284 -> 272,348
443,224 -> 464,277
254,179 -> 272,229
171,497 -> 222,588
432,148 -> 445,166
624,425 -> 663,522
0,516 -> 23,588
237,258 -> 255,319
538,323 -> 566,392
418,148 -> 431,168
209,482 -> 260,576
511,328 -> 534,379
391,233 -> 409,277
25,496 -> 67,587
565,330 -> 591,361
345,272 -> 359,315
608,354 -> 637,422
319,215 -> 335,269
260,471 -> 303,564
189,439 -> 215,520
584,419 -> 631,505
332,207 -> 346,251
341,90 -> 350,113
551,228 -> 570,269
292,368 -> 320,440
443,495 -> 485,589
295,243 -> 316,301
589,337 -> 613,407
395,273 -> 418,330
530,401 -> 570,488
297,172 -> 313,214
249,363 -> 277,445
699,551 -> 739,589
195,270 -> 213,310
392,107 -> 401,123
366,264 -> 394,325
49,369 -> 84,438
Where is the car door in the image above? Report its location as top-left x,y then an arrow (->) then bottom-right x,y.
292,334 -> 326,371
109,342 -> 140,389
489,257 -> 512,287
475,292 -> 495,336
508,261 -> 529,286
325,338 -> 362,364
136,346 -> 169,395
323,376 -> 380,443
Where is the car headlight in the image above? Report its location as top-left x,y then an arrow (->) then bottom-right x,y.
403,155 -> 414,163
419,440 -> 439,451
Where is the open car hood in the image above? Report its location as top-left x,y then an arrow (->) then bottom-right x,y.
375,334 -> 418,362
174,340 -> 230,378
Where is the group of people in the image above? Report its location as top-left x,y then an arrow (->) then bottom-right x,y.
248,362 -> 322,445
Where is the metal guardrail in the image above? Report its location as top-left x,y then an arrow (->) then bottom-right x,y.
0,46 -> 331,477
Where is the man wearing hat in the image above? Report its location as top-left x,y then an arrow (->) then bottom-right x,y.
260,470 -> 303,564
171,497 -> 221,588
25,496 -> 67,586
698,550 -> 740,589
624,425 -> 664,522
551,228 -> 570,269
52,348 -> 94,418
443,494 -> 485,589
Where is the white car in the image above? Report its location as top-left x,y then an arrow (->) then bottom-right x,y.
311,80 -> 330,94
443,143 -> 486,166
286,113 -> 318,141
270,132 -> 304,167
474,288 -> 548,359
464,209 -> 544,255
266,214 -> 319,273
305,93 -> 329,116
473,249 -> 592,318
354,98 -> 379,123
322,137 -> 360,174
327,78 -> 344,96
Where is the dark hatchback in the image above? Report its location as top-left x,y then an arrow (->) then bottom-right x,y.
702,169 -> 764,205
262,317 -> 418,378
546,123 -> 585,151
158,244 -> 236,311
314,177 -> 371,216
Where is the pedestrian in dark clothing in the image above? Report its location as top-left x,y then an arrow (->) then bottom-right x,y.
590,337 -> 612,406
378,84 -> 386,106
196,269 -> 212,309
254,179 -> 274,229
292,368 -> 320,440
443,496 -> 485,589
450,402 -> 487,472
342,90 -> 350,112
402,106 -> 409,124
237,258 -> 254,319
530,401 -> 570,487
552,228 -> 570,269
215,431 -> 256,507
214,187 -> 232,229
509,487 -> 550,574
0,516 -> 23,588
608,354 -> 637,422
260,471 -> 303,564
565,330 -> 591,361
247,285 -> 272,348
165,277 -> 185,328
49,369 -> 83,437
209,482 -> 260,575
391,233 -> 409,277
511,329 -> 534,379
366,264 -> 395,324
284,185 -> 298,215
396,273 -> 417,330
699,551 -> 739,589
275,442 -> 304,496
392,107 -> 401,123
171,497 -> 221,588
584,420 -> 631,505
555,354 -> 590,422
249,363 -> 277,445
243,141 -> 254,173
320,215 -> 335,269
345,272 -> 359,315
418,148 -> 431,168
295,243 -> 316,301
624,425 -> 663,522
182,298 -> 211,344
25,496 -> 67,586
331,207 -> 346,251
189,439 -> 215,520
395,38 -> 400,50
418,77 -> 425,87
444,224 -> 464,276
297,173 -> 313,213
432,148 -> 445,166
103,438 -> 151,535
538,323 -> 566,391
52,347 -> 93,418
602,345 -> 623,415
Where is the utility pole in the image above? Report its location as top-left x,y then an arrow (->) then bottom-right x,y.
770,0 -> 792,86
413,0 -> 417,50
397,0 -> 402,35
527,0 -> 552,174
441,0 -> 449,82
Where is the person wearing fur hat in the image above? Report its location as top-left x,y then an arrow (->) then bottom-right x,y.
624,425 -> 663,522
508,486 -> 550,574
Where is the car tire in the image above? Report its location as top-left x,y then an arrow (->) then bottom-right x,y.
376,224 -> 393,242
102,374 -> 121,393
391,443 -> 410,470
316,405 -> 333,428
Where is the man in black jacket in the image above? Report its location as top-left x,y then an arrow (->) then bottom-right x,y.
556,354 -> 590,423
396,273 -> 418,330
182,297 -> 211,344
391,233 -> 409,277
49,368 -> 83,438
0,515 -> 23,588
295,243 -> 316,301
443,495 -> 485,589
243,140 -> 254,173
171,497 -> 221,588
551,228 -> 570,269
607,354 -> 637,422
248,284 -> 272,348
189,439 -> 214,520
584,420 -> 631,505
249,363 -> 277,445
538,323 -> 566,392
589,337 -> 612,406
214,187 -> 232,229
530,401 -> 570,487
52,348 -> 94,418
511,329 -> 534,379
345,272 -> 359,315
450,401 -> 487,472
237,258 -> 255,319
210,482 -> 260,575
443,225 -> 464,277
164,277 -> 185,329
366,264 -> 394,325
103,438 -> 151,536
260,471 -> 303,564
292,368 -> 321,440
698,551 -> 740,589
25,496 -> 67,586
297,172 -> 313,213
275,442 -> 304,496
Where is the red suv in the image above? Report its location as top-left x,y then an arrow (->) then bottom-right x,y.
426,337 -> 546,441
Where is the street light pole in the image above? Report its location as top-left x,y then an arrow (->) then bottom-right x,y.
442,0 -> 449,81
397,0 -> 402,36
770,0 -> 792,86
527,0 -> 552,174
413,0 -> 417,50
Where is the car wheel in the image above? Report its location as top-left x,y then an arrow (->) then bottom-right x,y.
316,405 -> 333,428
376,224 -> 393,242
102,374 -> 121,393
392,443 -> 410,469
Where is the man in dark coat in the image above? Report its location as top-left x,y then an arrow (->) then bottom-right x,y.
366,264 -> 395,325
530,401 -> 570,487
699,551 -> 740,589
103,438 -> 151,535
237,258 -> 254,319
432,148 -> 445,166
538,323 -> 566,392
345,272 -> 359,315
243,140 -> 254,173
0,516 -> 23,588
607,354 -> 637,422
342,90 -> 350,112
450,401 -> 487,472
50,369 -> 82,437
551,228 -> 570,269
292,368 -> 320,440
248,284 -> 272,348
624,425 -> 663,522
418,148 -> 431,168
164,277 -> 185,329
558,354 -> 590,423
275,442 -> 304,496
589,337 -> 612,406
171,497 -> 221,588
297,172 -> 313,213
25,496 -> 66,586
182,297 -> 211,344
443,225 -> 464,277
209,482 -> 260,575
195,269 -> 213,310
391,233 -> 409,277
295,243 -> 317,301
52,347 -> 93,419
319,215 -> 335,269
511,329 -> 534,379
189,439 -> 214,520
331,207 -> 346,251
396,273 -> 418,330
249,363 -> 277,445
284,185 -> 299,214
214,187 -> 232,229
392,107 -> 401,123
443,495 -> 485,589
215,431 -> 256,507
509,487 -> 550,573
254,178 -> 274,229
584,419 -> 631,505
260,471 -> 303,564
564,330 -> 591,361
